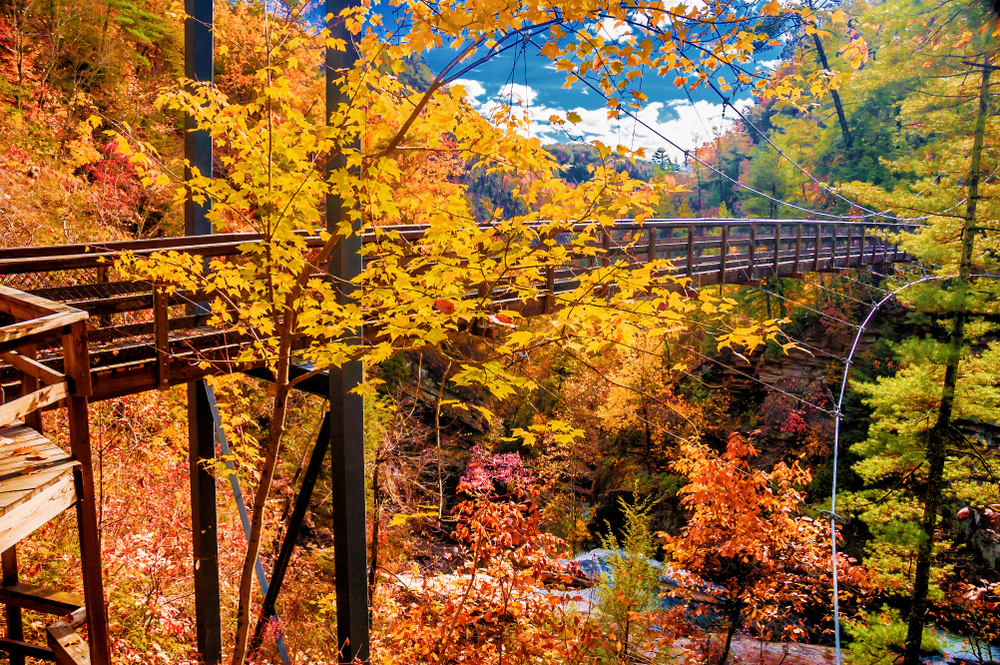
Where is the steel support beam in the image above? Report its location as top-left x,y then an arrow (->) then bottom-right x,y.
326,0 -> 370,659
248,413 -> 332,656
189,380 -> 221,664
184,0 -> 220,661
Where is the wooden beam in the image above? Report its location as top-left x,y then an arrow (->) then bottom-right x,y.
0,351 -> 64,386
0,582 -> 84,616
47,613 -> 90,665
2,547 -> 24,665
0,383 -> 68,428
63,321 -> 109,665
0,311 -> 86,354
0,636 -> 56,661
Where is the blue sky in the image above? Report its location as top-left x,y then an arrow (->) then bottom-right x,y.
418,28 -> 778,162
356,3 -> 784,162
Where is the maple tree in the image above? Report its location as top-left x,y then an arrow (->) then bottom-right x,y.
663,432 -> 868,664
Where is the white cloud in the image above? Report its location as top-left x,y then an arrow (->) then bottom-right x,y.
597,17 -> 633,42
449,79 -> 486,104
466,83 -> 754,164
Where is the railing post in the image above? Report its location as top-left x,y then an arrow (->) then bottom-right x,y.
686,224 -> 694,279
773,223 -> 781,275
831,223 -> 840,269
859,226 -> 867,266
601,227 -> 611,268
154,286 -> 170,390
845,225 -> 853,267
648,227 -> 657,264
545,265 -> 555,315
1,546 -> 22,665
62,321 -> 111,665
748,223 -> 756,280
718,224 -> 729,285
813,224 -> 821,272
794,224 -> 802,275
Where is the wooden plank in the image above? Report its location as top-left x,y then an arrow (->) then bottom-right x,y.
0,476 -> 76,553
0,383 -> 68,429
0,287 -> 79,316
0,351 -> 64,386
0,582 -> 84,615
0,636 -> 56,661
47,618 -> 90,665
0,311 -> 86,353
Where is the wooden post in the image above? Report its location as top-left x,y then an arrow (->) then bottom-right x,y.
859,226 -> 867,266
20,346 -> 41,433
772,223 -> 781,275
544,265 -> 555,315
794,224 -> 802,275
748,224 -> 756,279
2,548 -> 23,665
845,225 -> 853,267
831,224 -> 840,270
813,224 -> 821,272
686,225 -> 694,278
62,321 -> 110,665
648,228 -> 657,264
154,286 -> 169,390
718,224 -> 729,285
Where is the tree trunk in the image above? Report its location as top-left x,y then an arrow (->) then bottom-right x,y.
809,25 -> 851,147
718,600 -> 742,665
902,62 -> 990,665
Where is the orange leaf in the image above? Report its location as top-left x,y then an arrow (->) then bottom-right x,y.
13,446 -> 36,455
434,299 -> 455,315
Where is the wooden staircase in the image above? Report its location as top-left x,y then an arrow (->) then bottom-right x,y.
0,287 -> 109,664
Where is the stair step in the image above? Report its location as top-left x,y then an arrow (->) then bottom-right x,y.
0,582 -> 84,615
0,423 -> 79,552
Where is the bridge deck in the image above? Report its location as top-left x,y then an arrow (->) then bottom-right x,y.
0,218 -> 914,402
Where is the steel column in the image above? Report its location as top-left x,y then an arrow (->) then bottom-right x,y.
248,413 -> 332,656
184,0 -> 220,659
327,0 -> 370,660
189,380 -> 221,664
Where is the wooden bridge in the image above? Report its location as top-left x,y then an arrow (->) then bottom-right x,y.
0,217 -> 915,663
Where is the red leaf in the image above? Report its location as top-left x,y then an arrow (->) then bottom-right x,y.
434,299 -> 455,315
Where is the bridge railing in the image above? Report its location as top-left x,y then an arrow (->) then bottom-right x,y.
0,218 -> 917,398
